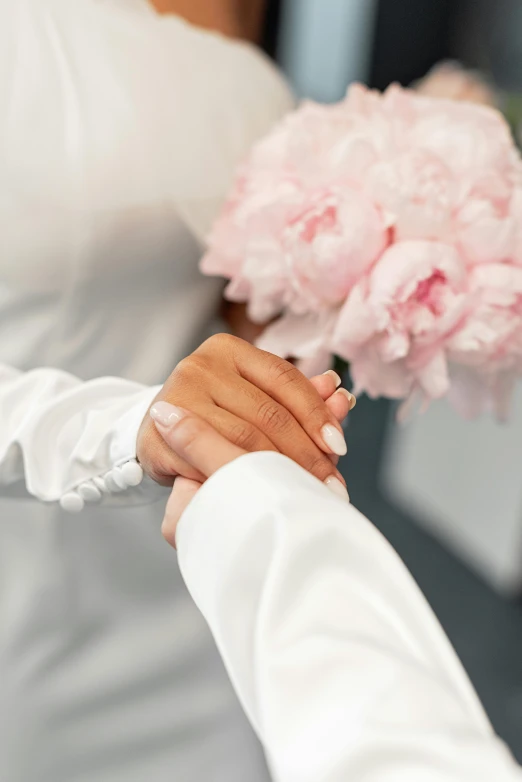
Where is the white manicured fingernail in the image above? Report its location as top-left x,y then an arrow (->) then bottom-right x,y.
150,402 -> 186,428
321,424 -> 347,456
324,476 -> 350,502
335,388 -> 357,410
323,370 -> 342,388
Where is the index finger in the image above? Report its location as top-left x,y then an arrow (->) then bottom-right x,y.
232,342 -> 353,457
151,403 -> 247,477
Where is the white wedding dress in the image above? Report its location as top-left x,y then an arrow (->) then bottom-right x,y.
0,2 -> 292,780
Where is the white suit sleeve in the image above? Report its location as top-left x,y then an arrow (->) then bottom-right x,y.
177,451 -> 522,782
0,363 -> 163,507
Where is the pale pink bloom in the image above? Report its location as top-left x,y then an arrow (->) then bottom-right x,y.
256,310 -> 337,376
415,61 -> 498,108
278,188 -> 387,313
447,264 -> 522,418
201,82 -> 522,416
333,241 -> 470,402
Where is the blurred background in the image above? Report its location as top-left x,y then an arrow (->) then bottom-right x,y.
259,0 -> 522,761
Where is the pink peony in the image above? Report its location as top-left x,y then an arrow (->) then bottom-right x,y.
201,83 -> 522,416
415,61 -> 498,108
447,264 -> 522,418
333,241 -> 469,402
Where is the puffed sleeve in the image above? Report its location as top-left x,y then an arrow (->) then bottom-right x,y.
177,451 -> 522,782
0,363 -> 165,510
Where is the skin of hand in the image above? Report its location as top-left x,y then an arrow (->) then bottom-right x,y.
151,381 -> 350,548
149,0 -> 267,42
137,333 -> 355,489
221,301 -> 268,344
414,62 -> 497,107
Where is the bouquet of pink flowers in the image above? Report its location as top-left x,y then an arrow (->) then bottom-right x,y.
201,83 -> 522,418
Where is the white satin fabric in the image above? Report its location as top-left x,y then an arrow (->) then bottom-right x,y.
0,2 -> 292,780
177,452 -> 522,782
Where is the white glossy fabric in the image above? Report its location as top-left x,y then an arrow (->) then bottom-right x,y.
178,452 -> 522,782
0,2 -> 293,780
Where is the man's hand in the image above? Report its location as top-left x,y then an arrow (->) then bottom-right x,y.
137,334 -> 355,490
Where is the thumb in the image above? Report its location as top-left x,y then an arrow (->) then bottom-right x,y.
151,403 -> 247,478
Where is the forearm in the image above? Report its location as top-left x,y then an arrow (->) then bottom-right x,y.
178,452 -> 521,781
0,363 -> 163,508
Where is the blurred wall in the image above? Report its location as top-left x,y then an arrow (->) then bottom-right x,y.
277,0 -> 378,102
370,0 -> 454,89
381,390 -> 522,596
454,0 -> 522,90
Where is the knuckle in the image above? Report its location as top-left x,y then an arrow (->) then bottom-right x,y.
199,332 -> 238,356
137,422 -> 178,484
306,398 -> 329,423
172,356 -> 191,380
174,418 -> 203,453
303,452 -> 332,480
140,454 -> 172,486
136,422 -> 157,471
226,421 -> 262,452
173,353 -> 208,381
256,399 -> 291,433
268,357 -> 299,388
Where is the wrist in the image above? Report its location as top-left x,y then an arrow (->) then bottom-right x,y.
59,384 -> 164,512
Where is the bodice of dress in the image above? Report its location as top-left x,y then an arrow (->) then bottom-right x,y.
1,0 -> 293,381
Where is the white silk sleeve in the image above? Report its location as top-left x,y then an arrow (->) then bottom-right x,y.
177,451 -> 522,782
0,363 -> 163,506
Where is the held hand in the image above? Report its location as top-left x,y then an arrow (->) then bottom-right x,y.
152,386 -> 350,547
137,334 -> 355,490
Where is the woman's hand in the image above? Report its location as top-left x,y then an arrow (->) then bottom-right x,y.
137,334 -> 355,490
152,388 -> 350,548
